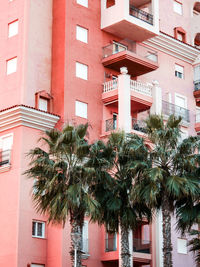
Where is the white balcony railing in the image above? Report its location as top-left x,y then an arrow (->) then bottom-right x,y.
103,79 -> 118,93
130,80 -> 152,97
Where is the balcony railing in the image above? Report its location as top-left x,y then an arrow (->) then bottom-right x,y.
130,80 -> 152,97
102,40 -> 158,63
129,5 -> 153,25
105,118 -> 117,132
105,237 -> 117,252
132,118 -> 147,133
133,238 -> 151,254
162,101 -> 190,123
0,150 -> 11,167
103,79 -> 118,93
194,80 -> 200,91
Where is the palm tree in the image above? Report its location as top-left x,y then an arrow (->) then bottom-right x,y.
188,229 -> 200,266
25,124 -> 98,267
88,132 -> 152,267
133,114 -> 200,267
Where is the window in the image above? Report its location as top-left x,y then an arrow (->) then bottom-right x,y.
38,98 -> 48,112
105,232 -> 117,251
175,64 -> 184,79
177,238 -> 187,254
8,20 -> 18,38
32,221 -> 45,238
173,1 -> 183,15
0,134 -> 13,167
77,0 -> 88,8
31,265 -> 45,267
75,101 -> 88,119
76,26 -> 88,43
7,57 -> 17,75
76,62 -> 88,80
81,221 -> 89,254
174,27 -> 186,43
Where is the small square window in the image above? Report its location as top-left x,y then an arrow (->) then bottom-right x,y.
8,20 -> 18,38
38,98 -> 48,112
177,238 -> 187,254
175,64 -> 184,79
75,101 -> 88,119
76,26 -> 88,43
173,1 -> 183,15
76,62 -> 88,80
32,221 -> 45,238
77,0 -> 88,8
7,57 -> 17,75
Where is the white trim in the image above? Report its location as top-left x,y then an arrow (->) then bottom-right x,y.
32,220 -> 45,239
143,33 -> 200,64
0,106 -> 59,133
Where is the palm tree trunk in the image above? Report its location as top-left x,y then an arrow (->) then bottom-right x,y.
120,223 -> 132,267
162,195 -> 173,267
71,220 -> 82,267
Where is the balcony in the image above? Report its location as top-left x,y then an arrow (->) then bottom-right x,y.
162,101 -> 190,123
133,238 -> 151,254
195,113 -> 200,132
102,41 -> 159,77
0,150 -> 11,167
101,0 -> 159,42
102,79 -> 153,109
193,80 -> 200,105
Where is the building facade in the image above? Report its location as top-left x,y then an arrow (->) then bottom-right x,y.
0,0 -> 199,266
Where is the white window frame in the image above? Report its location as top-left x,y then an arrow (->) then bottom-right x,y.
175,64 -> 184,79
76,25 -> 88,43
8,20 -> 19,38
7,57 -> 17,75
75,100 -> 88,119
173,1 -> 183,15
32,221 -> 45,239
77,0 -> 88,8
76,62 -> 88,80
177,238 -> 187,254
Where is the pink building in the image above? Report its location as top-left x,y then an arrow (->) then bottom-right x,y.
0,0 -> 199,266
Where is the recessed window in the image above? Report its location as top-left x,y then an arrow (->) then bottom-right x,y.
173,1 -> 183,15
77,0 -> 88,8
0,134 -> 13,167
177,238 -> 187,254
8,20 -> 18,38
7,57 -> 17,75
75,101 -> 88,119
38,98 -> 48,112
76,26 -> 88,43
32,221 -> 45,238
175,64 -> 184,79
76,62 -> 88,80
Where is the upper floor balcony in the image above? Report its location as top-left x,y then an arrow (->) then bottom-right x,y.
101,0 -> 159,42
102,40 -> 159,77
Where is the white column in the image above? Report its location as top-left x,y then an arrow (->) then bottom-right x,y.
129,230 -> 133,267
150,80 -> 162,115
118,67 -> 131,133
